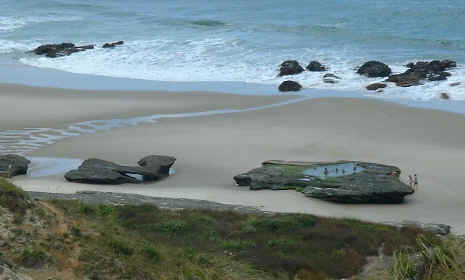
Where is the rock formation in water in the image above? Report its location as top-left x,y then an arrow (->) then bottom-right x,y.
278,80 -> 302,92
357,61 -> 392,77
278,60 -> 305,76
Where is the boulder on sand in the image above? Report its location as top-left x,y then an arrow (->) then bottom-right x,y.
278,80 -> 302,92
234,160 -> 414,204
357,61 -> 392,77
0,154 -> 30,178
65,155 -> 176,185
278,60 -> 304,76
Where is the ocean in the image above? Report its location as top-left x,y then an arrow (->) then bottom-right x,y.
1,0 -> 465,100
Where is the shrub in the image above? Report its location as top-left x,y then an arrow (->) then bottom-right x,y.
142,245 -> 160,262
0,178 -> 29,214
18,248 -> 48,268
108,238 -> 134,256
251,214 -> 316,232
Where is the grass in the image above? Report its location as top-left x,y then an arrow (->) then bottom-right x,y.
0,178 -> 30,214
49,200 -> 436,280
392,235 -> 465,279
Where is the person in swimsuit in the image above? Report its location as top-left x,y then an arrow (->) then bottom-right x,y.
414,174 -> 418,188
408,175 -> 413,188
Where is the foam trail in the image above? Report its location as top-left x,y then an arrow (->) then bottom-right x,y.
0,96 -> 311,155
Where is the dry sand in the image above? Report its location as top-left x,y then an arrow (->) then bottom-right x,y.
3,84 -> 465,233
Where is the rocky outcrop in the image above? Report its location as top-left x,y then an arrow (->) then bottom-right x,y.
102,41 -> 124,48
279,60 -> 304,76
234,160 -> 414,204
357,61 -> 392,77
65,156 -> 176,184
366,83 -> 387,91
32,43 -> 94,58
278,81 -> 302,92
0,154 -> 30,178
390,221 -> 451,236
306,61 -> 327,72
387,60 -> 456,87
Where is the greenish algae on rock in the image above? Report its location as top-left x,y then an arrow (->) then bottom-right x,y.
234,160 -> 414,204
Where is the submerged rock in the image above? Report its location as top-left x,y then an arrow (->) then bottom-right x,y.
278,80 -> 302,92
278,60 -> 304,76
366,83 -> 387,91
440,92 -> 450,100
306,61 -> 327,72
234,160 -> 414,204
65,156 -> 176,185
357,61 -> 392,77
32,43 -> 94,58
0,154 -> 30,178
102,41 -> 124,48
323,73 -> 341,84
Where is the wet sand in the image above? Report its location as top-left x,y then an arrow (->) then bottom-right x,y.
3,84 -> 465,233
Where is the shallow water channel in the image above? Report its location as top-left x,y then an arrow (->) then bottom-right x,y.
302,162 -> 364,179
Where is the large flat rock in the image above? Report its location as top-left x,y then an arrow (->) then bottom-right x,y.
234,160 -> 414,204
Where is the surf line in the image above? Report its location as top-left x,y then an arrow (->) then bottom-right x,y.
0,96 -> 312,155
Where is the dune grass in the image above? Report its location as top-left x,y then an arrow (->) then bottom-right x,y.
49,199 -> 436,280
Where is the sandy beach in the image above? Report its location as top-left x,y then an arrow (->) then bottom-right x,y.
3,83 -> 465,233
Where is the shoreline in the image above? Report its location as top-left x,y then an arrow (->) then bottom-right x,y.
1,59 -> 465,115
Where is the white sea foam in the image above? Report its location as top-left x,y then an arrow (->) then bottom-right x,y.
0,15 -> 82,33
18,38 -> 465,101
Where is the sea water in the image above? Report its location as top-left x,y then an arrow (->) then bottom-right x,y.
1,0 -> 465,100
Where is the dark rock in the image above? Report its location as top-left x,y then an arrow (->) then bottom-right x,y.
102,41 -> 124,48
65,156 -> 176,185
440,93 -> 450,100
306,61 -> 327,72
234,160 -> 414,203
0,154 -> 30,178
450,82 -> 461,87
390,59 -> 457,86
386,70 -> 425,87
278,60 -> 304,76
137,155 -> 176,179
322,73 -> 341,84
278,80 -> 302,92
357,61 -> 392,77
32,43 -> 94,58
323,73 -> 340,79
366,83 -> 387,91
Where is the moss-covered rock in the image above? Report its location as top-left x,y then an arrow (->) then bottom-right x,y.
234,160 -> 414,204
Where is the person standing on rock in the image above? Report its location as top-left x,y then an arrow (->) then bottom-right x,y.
414,174 -> 418,188
408,175 -> 414,188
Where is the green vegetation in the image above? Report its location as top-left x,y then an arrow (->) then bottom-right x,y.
0,178 -> 30,214
1,180 -> 462,279
18,247 -> 49,268
392,235 -> 465,280
50,200 -> 437,280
